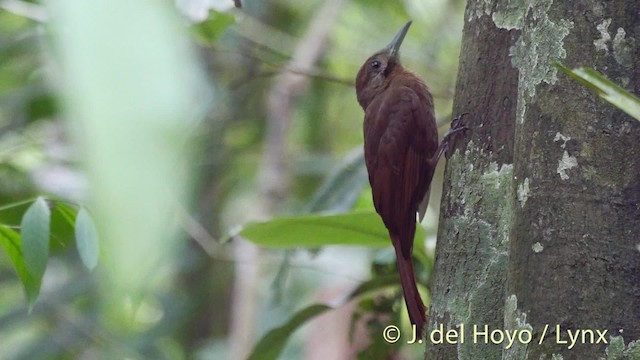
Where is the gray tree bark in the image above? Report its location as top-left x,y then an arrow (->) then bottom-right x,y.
426,0 -> 640,359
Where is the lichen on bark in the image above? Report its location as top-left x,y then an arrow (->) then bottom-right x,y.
428,142 -> 513,359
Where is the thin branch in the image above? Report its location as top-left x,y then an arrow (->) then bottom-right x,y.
230,66 -> 354,89
178,205 -> 220,257
260,0 -> 347,206
281,66 -> 353,86
229,1 -> 347,359
231,13 -> 297,58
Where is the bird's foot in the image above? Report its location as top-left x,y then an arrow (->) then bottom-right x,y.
432,113 -> 470,163
443,112 -> 470,142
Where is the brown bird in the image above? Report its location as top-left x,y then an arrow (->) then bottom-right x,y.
355,21 -> 465,333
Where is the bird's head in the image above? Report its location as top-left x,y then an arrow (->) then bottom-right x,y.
355,21 -> 412,108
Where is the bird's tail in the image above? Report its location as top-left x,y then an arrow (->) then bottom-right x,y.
391,234 -> 426,334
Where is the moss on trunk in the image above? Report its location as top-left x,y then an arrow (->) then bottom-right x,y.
427,0 -> 640,359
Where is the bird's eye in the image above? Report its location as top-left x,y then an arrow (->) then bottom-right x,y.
370,60 -> 381,70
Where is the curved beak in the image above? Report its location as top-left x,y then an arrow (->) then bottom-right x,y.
386,21 -> 412,60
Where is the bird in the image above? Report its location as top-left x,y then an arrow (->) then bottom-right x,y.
355,21 -> 466,334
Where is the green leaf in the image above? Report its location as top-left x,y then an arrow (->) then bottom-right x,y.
20,197 -> 50,281
305,148 -> 368,213
0,198 -> 38,227
556,63 -> 640,120
0,198 -> 39,213
50,201 -> 78,252
246,274 -> 401,360
190,10 -> 235,45
347,274 -> 400,299
240,211 -> 381,248
54,201 -> 77,227
246,304 -> 331,360
75,208 -> 99,271
240,211 -> 426,249
0,225 -> 41,305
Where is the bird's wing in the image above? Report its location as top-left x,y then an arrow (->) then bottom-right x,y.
364,85 -> 435,258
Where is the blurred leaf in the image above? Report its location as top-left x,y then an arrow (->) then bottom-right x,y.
50,0 -> 207,323
20,197 -> 50,281
305,148 -> 367,213
347,274 -> 399,299
75,208 -> 99,271
240,210 -> 425,249
246,304 -> 331,360
248,231 -> 430,360
27,92 -> 58,122
247,273 -> 406,360
0,225 -> 41,305
191,10 -> 235,45
556,63 -> 640,120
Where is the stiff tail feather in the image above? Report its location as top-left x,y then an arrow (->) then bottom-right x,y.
392,234 -> 426,334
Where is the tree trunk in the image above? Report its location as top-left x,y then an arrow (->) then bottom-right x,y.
427,0 -> 640,359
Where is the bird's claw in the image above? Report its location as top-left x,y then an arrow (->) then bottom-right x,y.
450,112 -> 470,132
437,113 -> 470,161
443,113 -> 470,142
